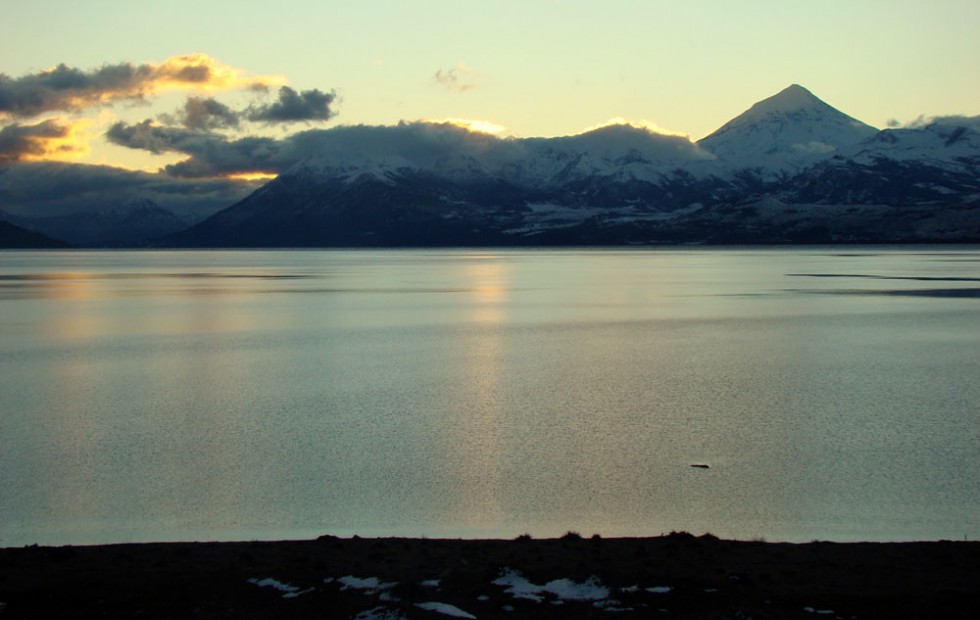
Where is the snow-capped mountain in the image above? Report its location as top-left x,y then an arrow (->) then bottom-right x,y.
697,84 -> 879,174
845,118 -> 980,165
283,121 -> 721,189
154,85 -> 980,246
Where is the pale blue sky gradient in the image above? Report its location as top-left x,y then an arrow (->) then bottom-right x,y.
2,0 -> 977,169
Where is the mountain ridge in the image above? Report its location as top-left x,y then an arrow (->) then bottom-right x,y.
5,84 -> 977,248
161,84 -> 979,247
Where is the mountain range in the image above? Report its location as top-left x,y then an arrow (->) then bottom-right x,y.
3,85 -> 978,247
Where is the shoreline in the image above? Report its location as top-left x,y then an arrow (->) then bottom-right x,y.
2,533 -> 977,619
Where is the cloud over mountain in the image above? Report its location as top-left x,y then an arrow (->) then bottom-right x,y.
104,117 -> 714,181
105,120 -> 508,178
0,160 -> 257,219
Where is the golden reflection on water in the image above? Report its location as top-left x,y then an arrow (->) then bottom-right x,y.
463,259 -> 509,324
33,273 -> 107,340
33,272 -> 100,301
446,257 -> 511,527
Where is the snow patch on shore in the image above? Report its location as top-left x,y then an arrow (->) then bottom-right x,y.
416,601 -> 477,618
335,575 -> 398,593
354,607 -> 408,620
247,577 -> 313,598
804,606 -> 837,616
492,568 -> 610,602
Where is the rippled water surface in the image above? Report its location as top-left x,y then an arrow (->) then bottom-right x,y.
1,247 -> 978,545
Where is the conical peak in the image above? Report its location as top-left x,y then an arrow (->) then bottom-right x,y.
748,84 -> 825,116
699,83 -> 875,142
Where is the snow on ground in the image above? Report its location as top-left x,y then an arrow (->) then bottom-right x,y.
492,568 -> 610,602
246,577 -> 316,598
353,606 -> 408,620
335,575 -> 398,593
804,607 -> 837,615
420,579 -> 441,587
246,577 -> 318,599
415,601 -> 478,619
489,569 -> 681,612
247,577 -> 301,594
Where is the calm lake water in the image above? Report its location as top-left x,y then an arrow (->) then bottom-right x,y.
1,247 -> 978,546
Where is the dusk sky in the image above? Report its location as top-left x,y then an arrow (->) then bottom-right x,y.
2,0 -> 978,187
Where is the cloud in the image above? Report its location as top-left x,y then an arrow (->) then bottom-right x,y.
157,86 -> 339,132
0,54 -> 284,119
161,96 -> 241,130
3,119 -> 718,223
105,119 -> 517,179
246,86 -> 338,124
106,120 -> 199,155
107,120 -> 283,178
423,118 -> 507,135
0,119 -> 86,163
899,114 -> 980,131
164,136 -> 283,178
0,160 -> 257,219
433,63 -> 476,93
106,117 -> 715,181
583,117 -> 690,139
924,115 -> 980,131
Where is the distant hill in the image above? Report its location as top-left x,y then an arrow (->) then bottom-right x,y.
0,218 -> 72,248
4,198 -> 189,247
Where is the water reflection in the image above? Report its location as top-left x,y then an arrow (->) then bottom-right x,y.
445,256 -> 512,527
2,248 -> 978,545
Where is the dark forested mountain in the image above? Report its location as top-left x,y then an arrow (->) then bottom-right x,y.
4,198 -> 189,247
0,216 -> 72,248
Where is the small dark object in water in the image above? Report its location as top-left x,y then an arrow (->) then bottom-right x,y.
690,463 -> 710,469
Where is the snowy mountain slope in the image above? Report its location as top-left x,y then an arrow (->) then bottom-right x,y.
511,124 -> 719,186
149,84 -> 980,247
698,84 -> 879,173
845,119 -> 980,166
283,121 -> 722,190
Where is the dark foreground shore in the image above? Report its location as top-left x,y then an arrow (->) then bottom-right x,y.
2,533 -> 977,619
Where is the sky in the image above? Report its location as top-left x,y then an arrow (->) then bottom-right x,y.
1,0 -> 978,212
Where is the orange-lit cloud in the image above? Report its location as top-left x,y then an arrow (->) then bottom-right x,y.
0,118 -> 90,163
226,171 -> 279,182
0,54 -> 286,120
424,118 -> 507,135
150,53 -> 285,93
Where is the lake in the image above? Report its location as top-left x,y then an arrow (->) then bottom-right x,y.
1,247 -> 978,546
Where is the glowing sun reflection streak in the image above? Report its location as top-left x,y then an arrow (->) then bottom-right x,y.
447,257 -> 513,527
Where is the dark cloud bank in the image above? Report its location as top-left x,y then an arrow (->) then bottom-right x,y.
0,160 -> 257,220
